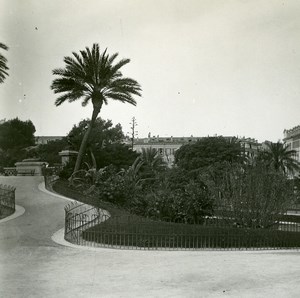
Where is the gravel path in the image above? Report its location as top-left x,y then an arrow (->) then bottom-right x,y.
0,176 -> 299,298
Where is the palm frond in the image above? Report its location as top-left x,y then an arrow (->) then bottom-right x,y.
0,43 -> 8,50
0,42 -> 9,83
51,43 -> 141,110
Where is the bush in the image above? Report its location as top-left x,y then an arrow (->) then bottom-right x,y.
217,163 -> 296,228
94,170 -> 136,206
59,161 -> 75,180
129,168 -> 214,222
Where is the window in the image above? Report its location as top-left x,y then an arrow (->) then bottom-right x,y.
293,140 -> 300,149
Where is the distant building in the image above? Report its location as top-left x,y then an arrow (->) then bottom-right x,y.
129,135 -> 262,167
35,136 -> 64,145
130,136 -> 200,166
283,125 -> 300,164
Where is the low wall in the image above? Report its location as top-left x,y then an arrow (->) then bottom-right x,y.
15,160 -> 48,176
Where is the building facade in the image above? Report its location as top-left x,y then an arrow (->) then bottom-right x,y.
283,125 -> 300,164
130,135 -> 262,167
35,136 -> 64,145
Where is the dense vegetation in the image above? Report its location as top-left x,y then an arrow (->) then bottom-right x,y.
0,118 -> 36,168
56,136 -> 298,225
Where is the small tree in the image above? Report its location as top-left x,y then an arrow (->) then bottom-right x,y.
218,163 -> 295,228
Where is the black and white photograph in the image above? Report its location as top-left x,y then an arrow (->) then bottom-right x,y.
1,1 -> 300,297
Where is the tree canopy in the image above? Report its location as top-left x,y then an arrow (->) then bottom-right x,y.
67,117 -> 138,170
36,138 -> 68,166
0,118 -> 36,167
175,136 -> 244,171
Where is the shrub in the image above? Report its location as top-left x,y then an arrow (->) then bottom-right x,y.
129,168 -> 214,222
217,163 -> 296,228
59,161 -> 75,180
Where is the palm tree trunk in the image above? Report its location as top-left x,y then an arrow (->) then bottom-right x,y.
72,106 -> 101,175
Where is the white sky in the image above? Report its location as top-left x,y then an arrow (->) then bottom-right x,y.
1,0 -> 300,142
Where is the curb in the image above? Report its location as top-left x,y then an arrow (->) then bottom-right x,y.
38,182 -> 76,203
0,205 -> 25,224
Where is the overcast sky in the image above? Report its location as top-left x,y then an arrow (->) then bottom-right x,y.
1,0 -> 300,142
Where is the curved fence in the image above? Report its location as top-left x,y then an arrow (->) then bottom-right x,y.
64,201 -> 110,245
64,204 -> 300,250
0,184 -> 16,219
44,175 -> 60,192
49,176 -> 300,250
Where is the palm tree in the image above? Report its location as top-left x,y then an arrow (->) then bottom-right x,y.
0,42 -> 9,83
51,44 -> 141,174
140,147 -> 165,171
260,141 -> 300,174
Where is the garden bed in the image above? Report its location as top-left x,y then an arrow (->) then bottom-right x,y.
53,179 -> 300,250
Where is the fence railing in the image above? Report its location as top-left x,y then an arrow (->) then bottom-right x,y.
64,201 -> 110,245
3,167 -> 17,176
0,184 -> 16,218
64,202 -> 300,250
44,175 -> 60,192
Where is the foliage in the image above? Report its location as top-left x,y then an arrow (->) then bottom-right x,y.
58,161 -> 76,180
216,163 -> 295,228
131,179 -> 214,223
126,165 -> 214,222
139,147 -> 166,177
58,137 -> 296,228
175,136 -> 244,171
83,165 -> 137,205
53,179 -> 300,250
97,143 -> 138,169
0,42 -> 9,83
0,118 -> 36,166
257,141 -> 300,175
67,118 -> 124,150
51,43 -> 141,174
67,117 -> 138,170
36,138 -> 68,166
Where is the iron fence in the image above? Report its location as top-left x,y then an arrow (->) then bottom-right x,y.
64,201 -> 110,245
0,184 -> 16,218
64,202 -> 300,250
3,167 -> 17,176
44,175 -> 60,192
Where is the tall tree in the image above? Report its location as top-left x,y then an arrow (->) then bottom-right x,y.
0,43 -> 9,83
258,141 -> 300,174
51,43 -> 141,174
0,118 -> 36,166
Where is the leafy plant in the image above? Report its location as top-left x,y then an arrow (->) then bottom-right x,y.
217,163 -> 295,228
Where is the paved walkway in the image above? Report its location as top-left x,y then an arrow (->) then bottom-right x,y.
0,176 -> 300,298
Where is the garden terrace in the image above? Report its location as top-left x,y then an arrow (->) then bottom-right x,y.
51,178 -> 300,250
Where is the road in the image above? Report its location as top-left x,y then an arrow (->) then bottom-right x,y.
0,176 -> 299,298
